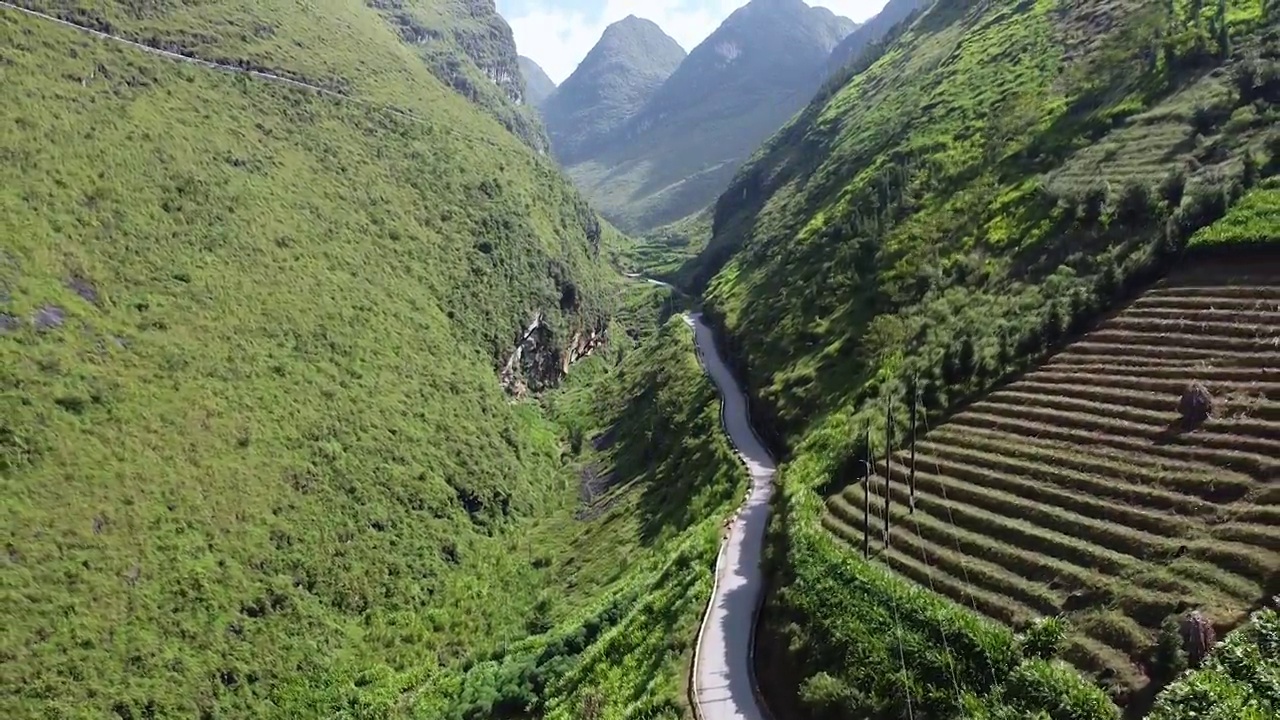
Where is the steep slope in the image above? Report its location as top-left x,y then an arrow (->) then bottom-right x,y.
687,0 -> 1279,715
825,0 -> 933,75
12,0 -> 551,152
823,256 -> 1280,699
540,15 -> 687,165
348,0 -> 553,153
563,0 -> 857,233
415,306 -> 748,720
0,3 -> 627,716
520,54 -> 557,106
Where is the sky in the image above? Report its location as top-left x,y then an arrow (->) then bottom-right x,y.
497,0 -> 890,84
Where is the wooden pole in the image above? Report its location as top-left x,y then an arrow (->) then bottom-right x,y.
863,428 -> 870,559
909,376 -> 918,513
884,396 -> 892,549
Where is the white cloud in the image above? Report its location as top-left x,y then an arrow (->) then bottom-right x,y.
506,1 -> 889,84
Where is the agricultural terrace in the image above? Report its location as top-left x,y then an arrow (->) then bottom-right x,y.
823,255 -> 1280,701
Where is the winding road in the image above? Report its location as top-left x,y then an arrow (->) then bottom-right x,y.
0,7 -> 780,711
685,312 -> 777,720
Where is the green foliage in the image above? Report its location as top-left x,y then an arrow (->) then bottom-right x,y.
0,7 -> 741,719
1154,617 -> 1192,685
1189,177 -> 1280,248
406,316 -> 747,720
689,0 -> 1276,715
1149,609 -> 1280,720
1022,616 -> 1072,661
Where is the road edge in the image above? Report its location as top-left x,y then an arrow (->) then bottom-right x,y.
684,312 -> 779,720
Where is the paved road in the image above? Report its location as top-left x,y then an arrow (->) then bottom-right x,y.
685,312 -> 776,720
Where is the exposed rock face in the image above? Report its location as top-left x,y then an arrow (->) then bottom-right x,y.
500,313 -> 608,397
374,0 -> 550,152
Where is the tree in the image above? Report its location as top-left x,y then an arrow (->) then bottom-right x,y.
1116,182 -> 1154,225
1267,133 -> 1280,175
1215,0 -> 1230,58
1159,168 -> 1187,208
1081,184 -> 1108,225
1153,617 -> 1189,685
1242,150 -> 1259,188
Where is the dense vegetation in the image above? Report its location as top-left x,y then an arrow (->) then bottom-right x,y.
0,5 -> 745,717
556,0 -> 856,234
681,0 -> 1280,716
358,312 -> 747,719
1149,607 -> 1279,720
540,15 -> 686,166
820,258 -> 1280,701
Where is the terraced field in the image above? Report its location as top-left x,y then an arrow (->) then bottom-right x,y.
822,258 -> 1280,698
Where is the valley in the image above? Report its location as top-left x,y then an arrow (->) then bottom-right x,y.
4,0 -> 1279,718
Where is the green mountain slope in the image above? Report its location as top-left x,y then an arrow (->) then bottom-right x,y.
13,0 -> 552,152
825,0 -> 933,75
541,15 -> 687,165
562,0 -> 857,234
0,2 -> 665,715
520,54 -> 557,107
689,0 -> 1278,715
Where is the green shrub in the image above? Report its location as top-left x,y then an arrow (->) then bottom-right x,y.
1116,182 -> 1156,225
1153,617 -> 1191,685
1021,616 -> 1070,661
1149,609 -> 1280,720
1159,168 -> 1188,208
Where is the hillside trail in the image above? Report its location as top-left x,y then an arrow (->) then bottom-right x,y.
0,2 -> 419,123
684,311 -> 776,720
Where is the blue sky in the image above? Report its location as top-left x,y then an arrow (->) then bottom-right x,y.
497,0 -> 889,84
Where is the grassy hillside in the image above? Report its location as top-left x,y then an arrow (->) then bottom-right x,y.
687,0 -> 1279,716
0,4 -> 669,716
405,313 -> 747,719
12,0 -> 551,150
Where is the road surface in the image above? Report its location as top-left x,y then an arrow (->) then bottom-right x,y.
685,312 -> 776,720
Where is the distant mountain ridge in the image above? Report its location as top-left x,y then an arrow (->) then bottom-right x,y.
519,55 -> 557,107
548,0 -> 857,234
540,15 -> 687,165
825,0 -> 933,75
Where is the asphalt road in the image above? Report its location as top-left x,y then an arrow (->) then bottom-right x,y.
685,312 -> 776,720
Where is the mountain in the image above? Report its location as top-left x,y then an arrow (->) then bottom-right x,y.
825,0 -> 933,75
692,0 -> 1280,715
371,0 -> 551,152
519,54 -> 557,106
557,0 -> 856,234
541,15 -> 687,165
0,0 -> 741,715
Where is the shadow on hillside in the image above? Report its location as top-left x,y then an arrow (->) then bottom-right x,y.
578,391 -> 740,547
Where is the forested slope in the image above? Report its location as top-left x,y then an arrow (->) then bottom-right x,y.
686,0 -> 1279,716
0,3 -> 744,717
